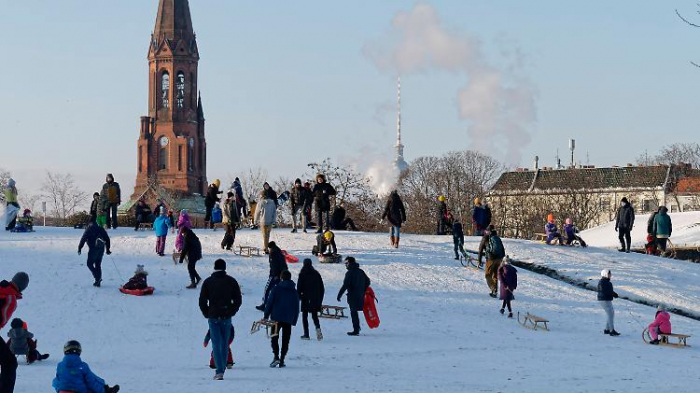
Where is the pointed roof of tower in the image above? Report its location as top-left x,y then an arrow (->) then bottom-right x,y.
154,0 -> 194,38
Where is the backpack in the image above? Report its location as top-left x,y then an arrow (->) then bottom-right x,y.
486,235 -> 505,259
107,184 -> 119,204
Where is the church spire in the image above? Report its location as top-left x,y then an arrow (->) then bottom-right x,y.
153,0 -> 194,39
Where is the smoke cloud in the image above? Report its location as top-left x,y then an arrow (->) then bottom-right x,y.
363,4 -> 537,164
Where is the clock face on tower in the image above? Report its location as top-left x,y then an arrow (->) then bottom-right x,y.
159,136 -> 169,147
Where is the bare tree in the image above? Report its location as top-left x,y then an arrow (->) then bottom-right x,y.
18,192 -> 42,215
42,171 -> 88,223
677,5 -> 700,67
238,167 -> 269,202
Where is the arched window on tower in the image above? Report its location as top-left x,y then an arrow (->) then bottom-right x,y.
161,72 -> 170,109
176,72 -> 185,108
188,138 -> 194,172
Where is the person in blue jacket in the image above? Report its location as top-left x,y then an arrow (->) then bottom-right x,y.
153,209 -> 172,256
53,340 -> 120,393
264,270 -> 299,368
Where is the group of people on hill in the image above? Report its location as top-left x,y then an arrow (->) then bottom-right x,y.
436,196 -> 492,237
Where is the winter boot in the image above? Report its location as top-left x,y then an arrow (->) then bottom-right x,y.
347,331 -> 360,336
390,236 -> 395,247
609,330 -> 620,336
291,228 -> 297,233
270,358 -> 280,368
105,385 -> 120,393
316,328 -> 323,341
186,281 -> 197,289
213,373 -> 224,380
499,308 -> 505,315
507,312 -> 513,318
93,279 -> 102,287
395,237 -> 400,248
649,339 -> 660,345
255,304 -> 265,311
278,359 -> 286,368
604,329 -> 610,335
40,354 -> 49,360
300,335 -> 310,340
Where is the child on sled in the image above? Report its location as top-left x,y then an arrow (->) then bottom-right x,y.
122,265 -> 148,290
545,214 -> 564,245
563,218 -> 587,247
53,340 -> 120,393
7,318 -> 49,364
12,209 -> 34,232
204,325 -> 235,369
647,306 -> 672,345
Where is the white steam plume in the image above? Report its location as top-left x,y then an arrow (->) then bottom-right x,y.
363,4 -> 537,164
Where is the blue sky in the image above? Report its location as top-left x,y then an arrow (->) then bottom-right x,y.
1,0 -> 699,197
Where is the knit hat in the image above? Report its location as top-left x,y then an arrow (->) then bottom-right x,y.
214,259 -> 226,271
12,272 -> 29,292
227,191 -> 234,197
7,178 -> 15,187
547,213 -> 555,223
10,318 -> 23,329
601,269 -> 611,278
93,192 -> 100,197
302,258 -> 313,268
134,265 -> 148,276
106,173 -> 114,182
621,197 -> 629,204
657,305 -> 666,312
295,178 -> 302,185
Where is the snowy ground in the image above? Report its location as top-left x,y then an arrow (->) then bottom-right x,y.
1,227 -> 699,392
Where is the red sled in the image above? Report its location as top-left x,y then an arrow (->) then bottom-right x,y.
363,286 -> 380,329
281,250 -> 299,263
119,286 -> 155,296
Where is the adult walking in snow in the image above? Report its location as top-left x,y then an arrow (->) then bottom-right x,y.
297,259 -> 325,341
231,178 -> 247,220
290,178 -> 310,233
3,178 -> 19,231
472,198 -> 489,236
264,270 -> 299,368
615,197 -> 635,253
263,182 -> 279,207
78,221 -> 111,287
0,272 -> 29,393
89,192 -> 100,225
382,190 -> 406,248
436,196 -> 448,235
199,259 -> 242,380
153,209 -> 171,256
205,179 -> 223,229
653,206 -> 672,252
100,174 -> 121,230
497,258 -> 518,318
179,227 -> 203,289
175,209 -> 192,252
256,241 -> 288,311
312,174 -> 336,233
597,269 -> 620,336
482,227 -> 505,298
255,191 -> 277,254
647,306 -> 672,345
221,192 -> 240,251
337,257 -> 370,336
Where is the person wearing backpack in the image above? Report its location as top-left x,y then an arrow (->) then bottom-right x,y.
100,174 -> 121,230
497,258 -> 517,318
483,227 -> 506,298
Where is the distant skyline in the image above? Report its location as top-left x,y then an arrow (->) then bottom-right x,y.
2,0 -> 700,200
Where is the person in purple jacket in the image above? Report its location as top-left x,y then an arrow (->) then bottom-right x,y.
545,214 -> 564,245
497,258 -> 517,318
563,218 -> 588,247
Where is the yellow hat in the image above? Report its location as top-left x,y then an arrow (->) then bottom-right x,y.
438,195 -> 446,202
212,179 -> 220,188
324,231 -> 334,241
474,197 -> 480,205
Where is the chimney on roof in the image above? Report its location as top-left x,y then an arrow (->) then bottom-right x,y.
534,156 -> 539,170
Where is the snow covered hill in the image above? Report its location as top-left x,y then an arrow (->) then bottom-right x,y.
1,227 -> 699,392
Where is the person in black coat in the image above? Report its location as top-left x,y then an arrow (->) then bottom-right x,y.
330,203 -> 357,231
382,190 -> 406,248
615,197 -> 635,253
256,242 -> 288,311
337,257 -> 370,336
597,269 -> 620,336
264,270 -> 299,368
89,192 -> 100,223
78,222 -> 111,287
312,174 -> 336,233
290,179 -> 311,233
297,259 -> 325,341
179,227 -> 203,288
205,180 -> 223,229
262,182 -> 279,207
199,259 -> 242,379
452,221 -> 467,260
133,199 -> 153,231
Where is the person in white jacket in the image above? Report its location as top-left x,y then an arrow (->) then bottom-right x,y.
255,191 -> 277,254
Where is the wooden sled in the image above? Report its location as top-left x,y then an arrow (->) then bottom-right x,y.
642,328 -> 690,347
517,312 -> 549,331
459,255 -> 482,269
138,223 -> 153,231
320,305 -> 348,319
250,319 -> 279,338
318,254 -> 342,264
238,245 -> 262,257
172,252 -> 188,264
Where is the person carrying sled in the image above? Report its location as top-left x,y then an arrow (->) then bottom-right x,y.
199,259 -> 242,380
497,258 -> 518,318
0,272 -> 29,392
337,257 -> 370,336
312,174 -> 336,233
133,199 -> 153,231
256,242 -> 288,311
78,222 -> 111,288
13,209 -> 33,232
52,340 -> 120,393
297,259 -> 325,341
255,191 -> 277,254
122,265 -> 148,290
647,305 -> 672,345
264,270 -> 299,368
179,227 -> 203,289
653,206 -> 672,253
382,190 -> 406,248
452,220 -> 468,260
175,209 -> 192,252
4,178 -> 19,231
153,208 -> 171,257
563,218 -> 587,247
331,202 -> 358,231
290,178 -> 311,233
545,214 -> 564,245
99,174 -> 121,230
472,198 -> 489,236
7,318 -> 49,364
221,192 -> 240,251
597,269 -> 620,336
436,195 -> 448,235
312,230 -> 337,256
482,226 -> 506,298
615,197 -> 635,253
205,179 -> 223,229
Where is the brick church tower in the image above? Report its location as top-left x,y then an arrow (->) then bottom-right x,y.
132,0 -> 207,200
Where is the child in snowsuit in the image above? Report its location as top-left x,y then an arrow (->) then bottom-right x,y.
175,209 -> 192,252
204,325 -> 235,369
452,221 -> 468,260
7,318 -> 49,364
122,265 -> 148,290
645,234 -> 658,255
53,340 -> 119,393
563,218 -> 587,247
497,258 -> 518,318
648,306 -> 672,345
597,269 -> 620,336
312,230 -> 337,256
89,193 -> 100,224
13,209 -> 34,232
153,209 -> 171,256
545,214 -> 564,245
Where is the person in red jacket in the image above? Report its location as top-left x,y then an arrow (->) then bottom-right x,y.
0,272 -> 29,393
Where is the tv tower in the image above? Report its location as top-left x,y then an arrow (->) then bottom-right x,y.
394,76 -> 409,173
